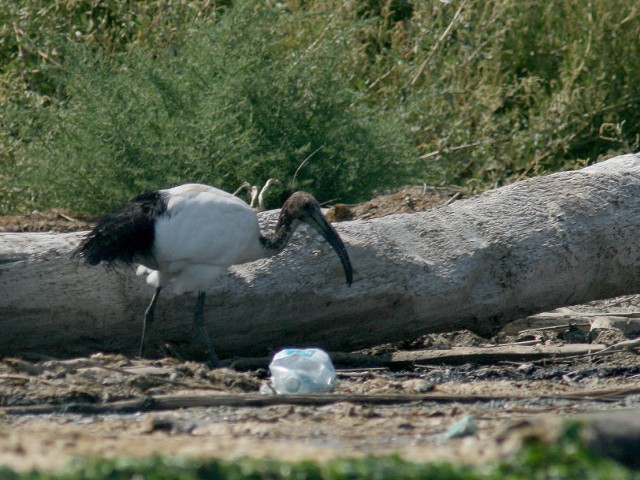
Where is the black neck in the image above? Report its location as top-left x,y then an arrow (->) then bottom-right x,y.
258,217 -> 296,255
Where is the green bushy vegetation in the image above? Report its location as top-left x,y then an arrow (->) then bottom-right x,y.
1,0 -> 639,214
0,423 -> 637,479
7,4 -> 414,213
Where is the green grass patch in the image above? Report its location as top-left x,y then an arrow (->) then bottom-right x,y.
0,422 -> 637,480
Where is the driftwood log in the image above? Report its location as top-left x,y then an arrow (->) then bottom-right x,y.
1,153 -> 639,359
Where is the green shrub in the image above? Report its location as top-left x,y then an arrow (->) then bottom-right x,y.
0,0 -> 227,213
395,1 -> 640,189
2,0 -> 639,213
7,2 -> 415,213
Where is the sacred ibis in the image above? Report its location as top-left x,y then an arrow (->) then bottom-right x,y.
75,184 -> 353,367
232,180 -> 251,196
256,178 -> 282,212
248,185 -> 259,209
234,178 -> 280,211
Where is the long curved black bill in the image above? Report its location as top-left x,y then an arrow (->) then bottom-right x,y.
307,211 -> 353,286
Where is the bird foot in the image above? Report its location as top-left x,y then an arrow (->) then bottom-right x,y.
193,329 -> 220,369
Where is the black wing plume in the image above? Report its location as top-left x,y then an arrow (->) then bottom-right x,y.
74,191 -> 167,266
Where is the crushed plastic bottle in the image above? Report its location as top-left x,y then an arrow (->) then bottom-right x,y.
261,348 -> 336,394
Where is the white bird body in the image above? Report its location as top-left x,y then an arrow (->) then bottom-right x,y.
76,183 -> 352,366
140,184 -> 265,293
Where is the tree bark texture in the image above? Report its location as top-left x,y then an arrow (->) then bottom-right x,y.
1,153 -> 639,359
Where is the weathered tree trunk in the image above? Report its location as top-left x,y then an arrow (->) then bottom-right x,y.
1,153 -> 639,359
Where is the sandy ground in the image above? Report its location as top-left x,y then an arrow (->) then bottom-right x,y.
2,186 -> 640,472
2,334 -> 640,472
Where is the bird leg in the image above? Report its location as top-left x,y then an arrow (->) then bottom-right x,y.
140,286 -> 162,358
193,291 -> 220,368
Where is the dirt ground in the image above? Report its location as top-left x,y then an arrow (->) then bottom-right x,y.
1,187 -> 640,472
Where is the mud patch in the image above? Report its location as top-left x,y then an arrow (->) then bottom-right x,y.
326,186 -> 461,222
2,326 -> 640,472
